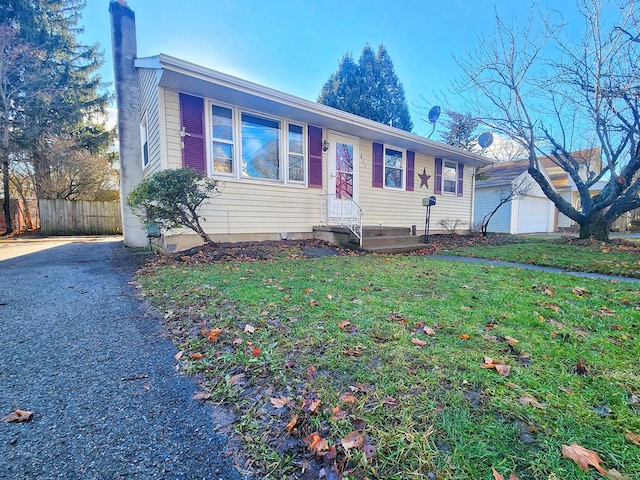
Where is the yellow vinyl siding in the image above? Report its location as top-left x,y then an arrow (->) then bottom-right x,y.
357,140 -> 473,230
162,89 -> 183,170
137,68 -> 162,175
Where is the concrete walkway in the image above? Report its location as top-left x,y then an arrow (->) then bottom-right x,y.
430,254 -> 640,283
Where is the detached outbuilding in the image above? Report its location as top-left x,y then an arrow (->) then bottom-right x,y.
110,1 -> 492,251
473,159 -> 556,234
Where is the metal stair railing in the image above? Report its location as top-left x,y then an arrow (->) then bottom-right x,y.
321,194 -> 364,247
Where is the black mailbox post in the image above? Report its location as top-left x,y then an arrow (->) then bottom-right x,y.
422,196 -> 436,243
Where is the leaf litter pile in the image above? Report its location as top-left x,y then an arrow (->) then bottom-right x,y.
138,239 -> 640,479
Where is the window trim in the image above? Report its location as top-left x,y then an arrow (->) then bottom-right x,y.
140,112 -> 149,169
442,160 -> 458,195
205,101 -> 307,186
286,121 -> 306,184
383,144 -> 405,190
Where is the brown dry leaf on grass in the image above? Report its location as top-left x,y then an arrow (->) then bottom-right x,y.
270,396 -> 292,409
625,431 -> 640,446
302,398 -> 321,413
243,324 -> 255,334
562,443 -> 608,474
482,357 -> 511,377
520,394 -> 546,409
492,468 -> 520,480
411,337 -> 427,347
1,409 -> 34,423
424,326 -> 436,335
305,432 -> 330,454
341,431 -> 364,450
331,407 -> 347,421
340,392 -> 357,404
284,413 -> 298,433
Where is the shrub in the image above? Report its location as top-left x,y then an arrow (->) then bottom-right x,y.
128,168 -> 220,244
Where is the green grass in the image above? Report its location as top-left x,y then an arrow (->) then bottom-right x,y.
139,253 -> 640,479
445,239 -> 640,278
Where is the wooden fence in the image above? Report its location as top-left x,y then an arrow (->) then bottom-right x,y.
39,199 -> 122,235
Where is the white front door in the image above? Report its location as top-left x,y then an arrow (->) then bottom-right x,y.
327,133 -> 359,220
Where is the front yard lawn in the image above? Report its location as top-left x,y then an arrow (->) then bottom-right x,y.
444,237 -> 640,278
138,243 -> 640,479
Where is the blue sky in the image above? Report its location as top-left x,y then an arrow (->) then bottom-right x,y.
83,0 -> 586,137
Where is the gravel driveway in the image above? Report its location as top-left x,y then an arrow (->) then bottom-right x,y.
0,237 -> 243,479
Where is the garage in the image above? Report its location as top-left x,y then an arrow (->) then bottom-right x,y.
516,195 -> 552,233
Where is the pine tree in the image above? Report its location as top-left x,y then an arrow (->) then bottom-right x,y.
318,44 -> 413,132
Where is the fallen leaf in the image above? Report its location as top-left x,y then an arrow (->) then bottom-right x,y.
243,324 -> 256,334
331,407 -> 347,420
307,365 -> 317,378
340,392 -> 357,404
207,328 -> 223,341
251,347 -> 261,357
388,314 -> 407,324
605,469 -> 632,480
494,364 -> 511,377
326,294 -> 333,300
576,358 -> 589,375
561,443 -> 607,474
424,326 -> 436,335
342,344 -> 365,356
461,306 -> 473,311
285,414 -> 299,433
190,352 -> 203,360
625,431 -> 640,446
458,334 -> 470,340
542,303 -> 560,313
232,337 -> 243,346
304,288 -> 314,294
572,286 -> 590,297
304,432 -> 329,453
341,431 -> 364,450
309,299 -> 320,306
302,398 -> 321,413
338,320 -> 351,330
504,336 -> 519,345
610,324 -> 623,330
270,397 -> 292,409
411,337 -> 427,347
544,287 -> 554,297
0,409 -> 34,423
227,373 -> 245,385
363,443 -> 377,460
174,350 -> 184,360
520,394 -> 546,409
492,468 -> 520,480
506,382 -> 520,389
193,391 -> 211,401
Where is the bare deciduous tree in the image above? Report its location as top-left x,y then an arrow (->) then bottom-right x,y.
454,1 -> 640,240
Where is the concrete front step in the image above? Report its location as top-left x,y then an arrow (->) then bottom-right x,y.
358,234 -> 424,248
362,242 -> 429,254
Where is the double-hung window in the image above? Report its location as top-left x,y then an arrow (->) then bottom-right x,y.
384,146 -> 404,189
443,161 -> 458,194
241,113 -> 281,180
211,105 -> 234,174
287,123 -> 305,183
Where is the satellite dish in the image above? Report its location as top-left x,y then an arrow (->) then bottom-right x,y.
478,132 -> 494,149
428,106 -> 441,124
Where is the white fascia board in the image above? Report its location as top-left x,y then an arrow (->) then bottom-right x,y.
142,53 -> 493,167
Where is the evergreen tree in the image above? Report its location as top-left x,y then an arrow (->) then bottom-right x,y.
318,44 -> 413,132
0,0 -> 110,200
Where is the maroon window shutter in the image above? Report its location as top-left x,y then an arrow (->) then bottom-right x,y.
434,157 -> 443,194
457,163 -> 464,197
308,125 -> 323,188
179,93 -> 206,173
406,150 -> 415,191
373,142 -> 384,188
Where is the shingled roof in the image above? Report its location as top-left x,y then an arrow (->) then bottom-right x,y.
475,159 -> 530,188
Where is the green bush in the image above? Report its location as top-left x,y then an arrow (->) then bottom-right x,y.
128,168 -> 219,243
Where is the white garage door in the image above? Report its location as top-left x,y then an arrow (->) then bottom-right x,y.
517,196 -> 550,233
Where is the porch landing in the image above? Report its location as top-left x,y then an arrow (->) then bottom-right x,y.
313,225 -> 428,254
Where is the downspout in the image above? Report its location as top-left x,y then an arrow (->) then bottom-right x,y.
109,0 -> 147,247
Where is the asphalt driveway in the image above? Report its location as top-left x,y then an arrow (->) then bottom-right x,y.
0,237 -> 243,479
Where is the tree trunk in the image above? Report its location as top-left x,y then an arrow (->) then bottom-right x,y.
579,214 -> 610,241
2,160 -> 12,234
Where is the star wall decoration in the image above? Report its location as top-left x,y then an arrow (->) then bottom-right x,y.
418,168 -> 431,189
